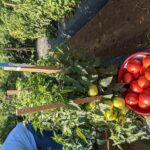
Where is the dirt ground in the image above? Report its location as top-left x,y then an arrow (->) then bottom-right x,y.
70,0 -> 150,149
70,0 -> 150,58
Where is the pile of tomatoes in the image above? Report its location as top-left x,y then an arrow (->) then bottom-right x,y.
122,56 -> 150,110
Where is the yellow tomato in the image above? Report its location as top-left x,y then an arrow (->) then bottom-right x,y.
112,97 -> 125,109
88,84 -> 98,96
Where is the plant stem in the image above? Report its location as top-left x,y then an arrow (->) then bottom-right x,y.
105,130 -> 110,150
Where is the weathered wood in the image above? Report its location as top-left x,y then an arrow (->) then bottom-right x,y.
1,63 -> 62,74
7,90 -> 19,96
4,66 -> 62,74
36,37 -> 50,58
16,96 -> 101,116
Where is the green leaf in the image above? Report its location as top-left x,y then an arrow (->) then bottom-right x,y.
53,131 -> 65,145
102,94 -> 113,99
76,65 -> 88,75
64,101 -> 81,111
75,128 -> 87,143
99,76 -> 113,87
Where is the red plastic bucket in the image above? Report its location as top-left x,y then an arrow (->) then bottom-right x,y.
118,52 -> 150,115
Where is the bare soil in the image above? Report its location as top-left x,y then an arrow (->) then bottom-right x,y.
70,0 -> 150,58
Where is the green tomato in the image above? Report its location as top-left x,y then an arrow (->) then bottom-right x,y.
88,84 -> 98,96
104,110 -> 118,121
113,97 -> 125,109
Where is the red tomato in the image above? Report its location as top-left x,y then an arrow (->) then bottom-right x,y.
130,80 -> 143,93
145,68 -> 150,81
143,56 -> 150,69
132,73 -> 140,79
138,76 -> 150,88
143,89 -> 150,94
139,92 -> 150,109
127,59 -> 142,74
140,68 -> 145,75
123,72 -> 133,84
125,92 -> 139,105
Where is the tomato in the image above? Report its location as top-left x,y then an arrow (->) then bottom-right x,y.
123,72 -> 133,84
112,97 -> 125,109
138,76 -> 150,88
140,68 -> 145,75
88,84 -> 98,96
127,59 -> 142,74
139,92 -> 150,109
143,56 -> 150,68
104,110 -> 117,121
145,68 -> 150,81
143,89 -> 150,94
130,80 -> 143,93
132,72 -> 140,79
125,92 -> 138,105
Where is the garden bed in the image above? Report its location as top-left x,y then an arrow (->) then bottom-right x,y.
1,0 -> 150,149
70,0 -> 150,58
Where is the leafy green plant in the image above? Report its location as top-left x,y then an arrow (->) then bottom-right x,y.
12,46 -> 149,149
0,45 -> 149,149
0,0 -> 80,45
0,49 -> 31,144
0,91 -> 19,144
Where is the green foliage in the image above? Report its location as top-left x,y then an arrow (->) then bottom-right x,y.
0,46 -> 149,149
109,112 -> 149,149
0,91 -> 19,144
0,0 -> 80,44
0,49 -> 31,144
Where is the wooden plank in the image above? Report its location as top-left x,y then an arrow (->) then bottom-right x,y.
7,90 -> 19,96
16,96 -> 101,116
4,66 -> 62,74
0,63 -> 62,74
